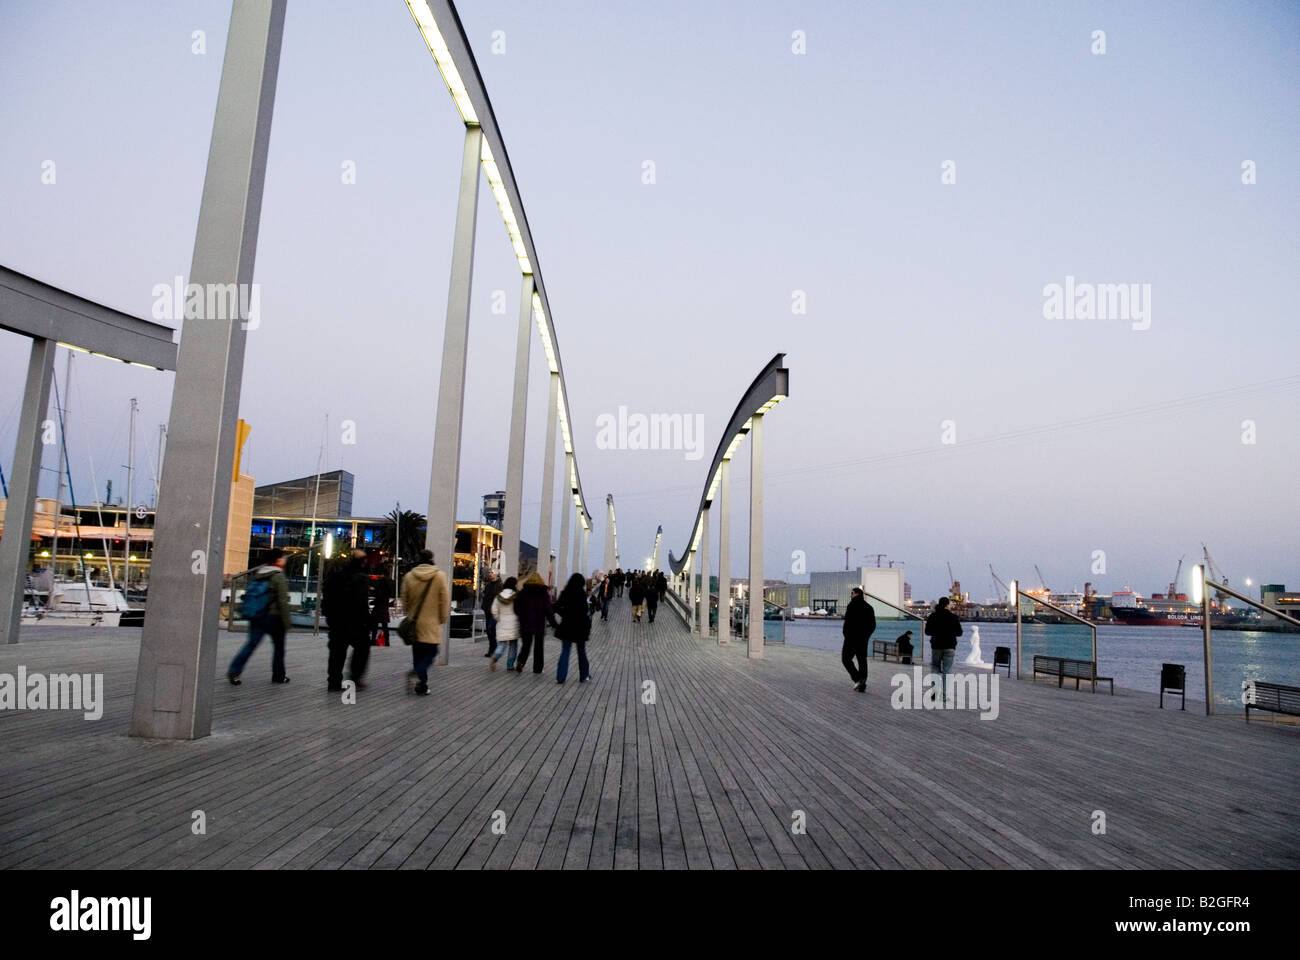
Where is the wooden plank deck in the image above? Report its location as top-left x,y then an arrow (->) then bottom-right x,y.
1,598 -> 1296,869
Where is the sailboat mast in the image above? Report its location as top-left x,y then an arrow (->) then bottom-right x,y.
155,424 -> 166,507
51,351 -> 72,579
305,415 -> 326,636
124,398 -> 136,592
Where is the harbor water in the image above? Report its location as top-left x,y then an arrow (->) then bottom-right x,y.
786,618 -> 1300,713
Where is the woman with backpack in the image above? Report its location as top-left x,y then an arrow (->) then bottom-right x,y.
555,572 -> 592,684
489,576 -> 520,671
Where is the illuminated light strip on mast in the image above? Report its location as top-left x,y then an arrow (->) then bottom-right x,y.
405,0 -> 595,533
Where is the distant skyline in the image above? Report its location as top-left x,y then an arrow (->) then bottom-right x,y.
2,1 -> 1298,601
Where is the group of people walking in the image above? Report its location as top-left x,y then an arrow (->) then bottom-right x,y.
840,588 -> 964,699
226,556 -> 967,704
225,546 -> 452,697
592,567 -> 667,623
481,569 -> 592,683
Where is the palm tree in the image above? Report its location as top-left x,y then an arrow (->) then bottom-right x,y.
380,509 -> 427,569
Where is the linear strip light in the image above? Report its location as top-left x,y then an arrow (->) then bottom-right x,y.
405,1 -> 478,124
480,139 -> 532,274
532,292 -> 558,373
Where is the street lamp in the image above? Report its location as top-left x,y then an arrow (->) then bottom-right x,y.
1009,579 -> 1021,679
1192,564 -> 1214,715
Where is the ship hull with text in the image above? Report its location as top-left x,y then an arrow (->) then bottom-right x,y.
1108,589 -> 1199,626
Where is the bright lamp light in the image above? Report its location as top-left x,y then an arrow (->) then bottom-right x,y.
1190,564 -> 1204,605
1008,579 -> 1018,606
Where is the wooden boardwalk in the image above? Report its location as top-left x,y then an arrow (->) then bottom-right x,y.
1,597 -> 1296,869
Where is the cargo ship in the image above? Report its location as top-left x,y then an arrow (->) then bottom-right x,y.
1108,588 -> 1199,626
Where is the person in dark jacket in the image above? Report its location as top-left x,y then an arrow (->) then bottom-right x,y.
324,550 -> 374,692
841,587 -> 876,692
655,570 -> 668,603
514,571 -> 557,674
924,597 -> 963,702
228,548 -> 293,685
599,573 -> 616,621
481,569 -> 502,658
644,575 -> 659,623
629,575 -> 646,622
555,572 -> 593,683
896,629 -> 915,665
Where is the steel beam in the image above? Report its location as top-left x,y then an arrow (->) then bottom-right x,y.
129,0 -> 286,738
557,452 -> 571,589
699,505 -> 710,638
425,123 -> 484,666
717,458 -> 731,645
747,412 -> 764,659
501,274 -> 533,579
0,338 -> 57,645
537,372 -> 558,585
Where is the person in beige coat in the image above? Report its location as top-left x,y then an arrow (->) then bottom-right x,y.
400,550 -> 450,696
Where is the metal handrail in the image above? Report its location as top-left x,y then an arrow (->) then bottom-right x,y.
1014,588 -> 1098,682
1197,574 -> 1300,716
863,590 -> 926,661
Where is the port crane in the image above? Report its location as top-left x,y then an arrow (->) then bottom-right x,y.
947,562 -> 963,604
1034,564 -> 1050,593
989,564 -> 1011,603
830,545 -> 855,571
865,553 -> 886,567
1169,555 -> 1185,597
1201,544 -> 1228,587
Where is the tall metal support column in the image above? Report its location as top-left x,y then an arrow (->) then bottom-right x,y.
603,496 -> 616,572
0,338 -> 57,645
580,524 -> 589,580
717,458 -> 731,645
570,503 -> 581,585
688,549 -> 697,622
747,412 -> 764,659
1201,574 -> 1214,716
699,506 -> 711,638
501,274 -> 534,579
129,0 -> 286,737
424,123 -> 484,667
537,372 -> 559,585
557,453 -> 571,589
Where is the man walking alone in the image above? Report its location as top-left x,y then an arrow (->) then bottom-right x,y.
324,549 -> 373,692
924,596 -> 963,702
228,548 -> 292,685
841,586 -> 875,692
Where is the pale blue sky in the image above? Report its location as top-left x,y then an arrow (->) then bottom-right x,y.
1,0 -> 1297,600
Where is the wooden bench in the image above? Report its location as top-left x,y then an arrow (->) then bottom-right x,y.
1032,654 -> 1113,694
872,639 -> 901,661
1245,681 -> 1300,721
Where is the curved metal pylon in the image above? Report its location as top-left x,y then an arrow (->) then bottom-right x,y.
667,354 -> 788,657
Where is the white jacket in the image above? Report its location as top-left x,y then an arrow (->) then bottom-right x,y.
491,588 -> 520,641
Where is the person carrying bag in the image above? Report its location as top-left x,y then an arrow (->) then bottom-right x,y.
399,550 -> 450,696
